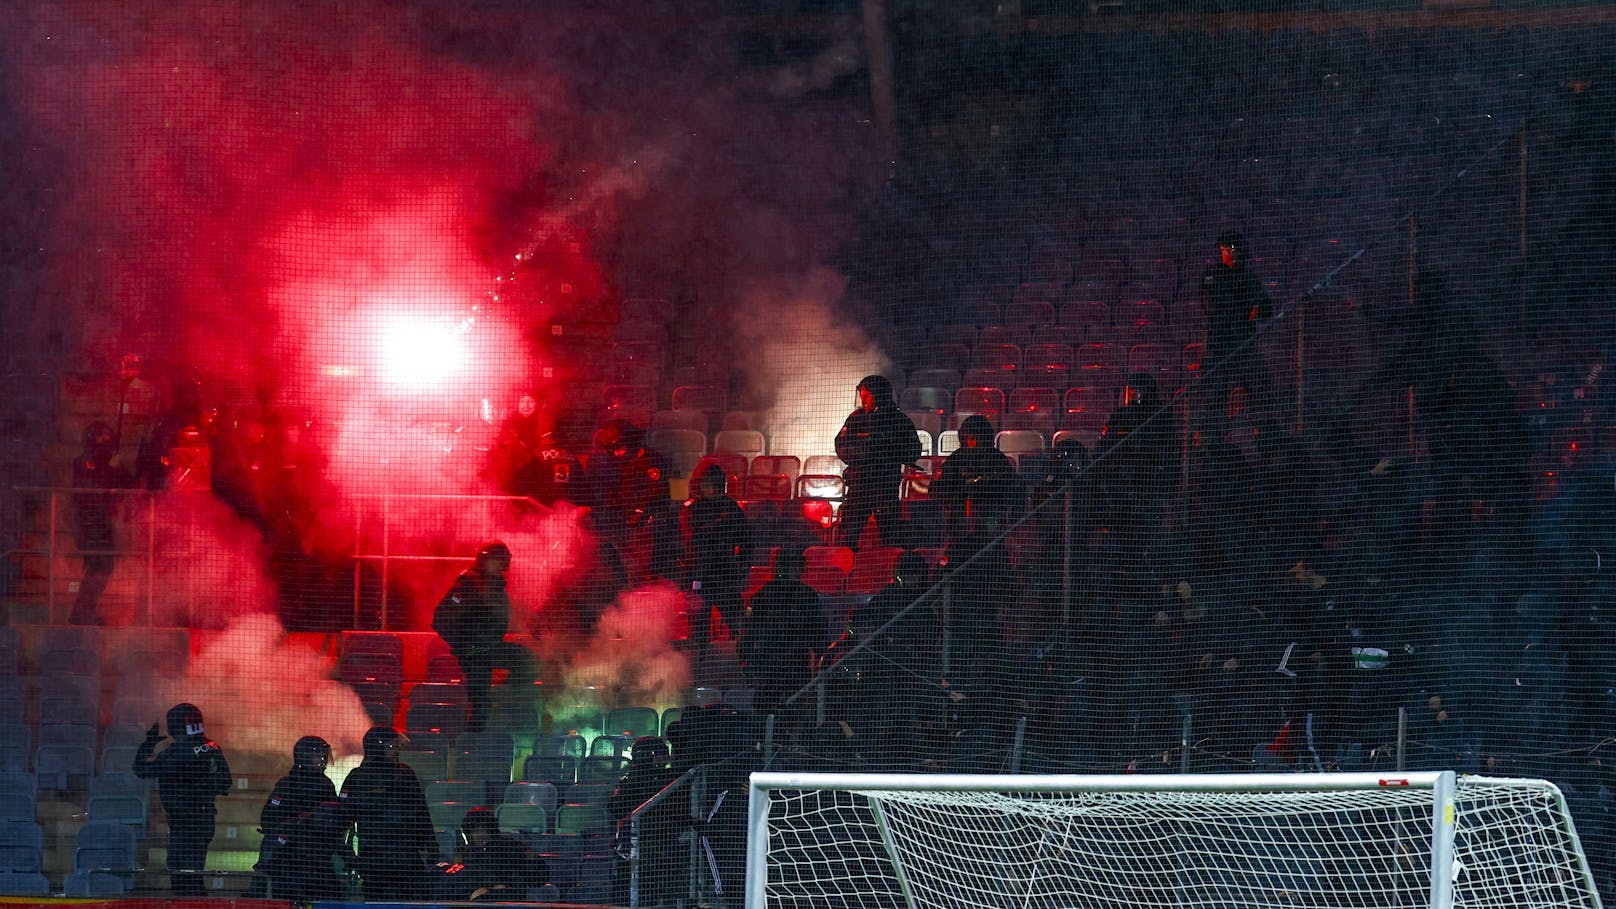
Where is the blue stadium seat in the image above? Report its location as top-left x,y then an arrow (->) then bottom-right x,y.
0,820 -> 42,873
522,755 -> 578,787
502,781 -> 558,818
0,870 -> 50,897
73,819 -> 137,879
604,707 -> 660,740
87,773 -> 149,831
453,731 -> 514,784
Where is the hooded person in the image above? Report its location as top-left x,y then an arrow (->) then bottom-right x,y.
254,736 -> 347,901
338,726 -> 437,901
834,375 -> 921,549
133,703 -> 232,896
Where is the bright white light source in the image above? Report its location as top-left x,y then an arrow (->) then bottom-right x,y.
381,317 -> 467,388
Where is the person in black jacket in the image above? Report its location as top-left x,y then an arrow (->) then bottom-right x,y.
834,375 -> 921,549
254,736 -> 345,902
132,703 -> 232,896
739,547 -> 825,718
1197,232 -> 1274,423
433,541 -> 537,732
680,461 -> 753,655
339,726 -> 437,901
606,738 -> 681,906
437,806 -> 550,901
931,414 -> 1019,545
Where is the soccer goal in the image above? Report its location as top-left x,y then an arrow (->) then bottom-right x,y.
746,771 -> 1603,909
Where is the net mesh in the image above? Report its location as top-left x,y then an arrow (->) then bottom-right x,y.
757,778 -> 1598,909
1,0 -> 1616,902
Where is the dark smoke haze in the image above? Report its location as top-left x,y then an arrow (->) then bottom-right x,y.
1,0 -> 884,750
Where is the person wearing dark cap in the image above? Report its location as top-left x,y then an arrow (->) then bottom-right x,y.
339,726 -> 437,901
834,375 -> 921,549
433,540 -> 538,732
1198,232 -> 1274,423
931,414 -> 1019,545
133,703 -> 232,896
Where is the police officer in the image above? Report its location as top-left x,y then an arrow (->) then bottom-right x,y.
834,375 -> 921,549
679,460 -> 753,654
437,806 -> 550,901
132,703 -> 232,896
433,541 -> 538,732
339,727 -> 437,901
255,736 -> 345,901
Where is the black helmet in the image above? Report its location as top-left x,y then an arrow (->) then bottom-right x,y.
1053,439 -> 1090,471
857,375 -> 896,406
476,540 -> 511,571
958,414 -> 996,447
691,459 -> 728,495
82,421 -> 116,455
460,805 -> 499,842
362,726 -> 402,759
631,736 -> 671,765
167,703 -> 204,739
293,735 -> 331,771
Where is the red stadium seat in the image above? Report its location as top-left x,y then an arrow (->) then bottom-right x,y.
954,387 -> 1006,423
1063,386 -> 1116,434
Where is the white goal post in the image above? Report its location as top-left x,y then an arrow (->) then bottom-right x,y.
746,771 -> 1604,909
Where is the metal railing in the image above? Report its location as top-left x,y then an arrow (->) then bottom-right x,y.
6,486 -> 536,628
346,492 -> 537,628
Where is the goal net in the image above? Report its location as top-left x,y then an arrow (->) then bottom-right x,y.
747,771 -> 1602,909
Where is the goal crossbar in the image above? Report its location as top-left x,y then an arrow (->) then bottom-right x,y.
746,771 -> 1602,909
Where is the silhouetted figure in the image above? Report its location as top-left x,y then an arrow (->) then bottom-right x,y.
829,551 -> 941,764
433,541 -> 538,732
133,703 -> 232,896
254,736 -> 345,901
680,461 -> 753,655
835,375 -> 921,549
339,726 -> 436,901
69,421 -> 131,625
739,547 -> 825,717
1097,372 -> 1178,576
931,414 -> 1018,545
1198,232 -> 1274,422
437,806 -> 550,901
607,737 -> 681,906
588,419 -> 675,581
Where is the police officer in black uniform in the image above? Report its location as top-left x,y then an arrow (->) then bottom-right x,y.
834,375 -> 921,549
254,736 -> 345,901
132,703 -> 232,896
339,726 -> 437,901
433,541 -> 538,732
